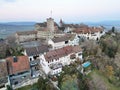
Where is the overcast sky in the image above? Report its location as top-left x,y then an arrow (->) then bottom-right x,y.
0,0 -> 120,23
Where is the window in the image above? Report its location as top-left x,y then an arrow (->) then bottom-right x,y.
70,54 -> 76,59
91,33 -> 96,36
30,58 -> 32,61
35,66 -> 39,70
96,37 -> 99,41
33,55 -> 39,60
35,38 -> 37,40
22,76 -> 26,79
0,85 -> 5,88
14,81 -> 18,85
100,31 -> 103,33
78,53 -> 82,56
65,41 -> 68,44
52,59 -> 53,62
78,36 -> 80,38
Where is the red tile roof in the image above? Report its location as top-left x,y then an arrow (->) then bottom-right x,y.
73,26 -> 103,34
44,45 -> 82,62
90,27 -> 103,33
6,56 -> 30,75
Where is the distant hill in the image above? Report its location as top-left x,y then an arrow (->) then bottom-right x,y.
85,20 -> 120,26
0,22 -> 36,25
97,20 -> 120,26
0,23 -> 34,39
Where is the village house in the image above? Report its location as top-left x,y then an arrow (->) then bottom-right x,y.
6,56 -> 31,89
40,45 -> 83,75
59,19 -> 105,40
23,45 -> 49,77
59,19 -> 75,33
0,59 -> 9,90
50,63 -> 62,75
73,26 -> 105,40
23,45 -> 49,62
48,34 -> 79,49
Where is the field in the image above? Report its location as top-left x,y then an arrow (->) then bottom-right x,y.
88,70 -> 120,90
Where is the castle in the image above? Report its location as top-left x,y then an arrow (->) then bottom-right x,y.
16,17 -> 58,43
15,18 -> 105,43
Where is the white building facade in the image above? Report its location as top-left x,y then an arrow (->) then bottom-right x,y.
39,45 -> 83,75
48,34 -> 79,49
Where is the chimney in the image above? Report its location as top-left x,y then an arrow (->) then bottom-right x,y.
13,56 -> 18,62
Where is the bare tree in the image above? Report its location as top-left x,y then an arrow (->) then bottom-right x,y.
6,34 -> 17,47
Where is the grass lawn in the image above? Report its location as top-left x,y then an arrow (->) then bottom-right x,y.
89,70 -> 120,90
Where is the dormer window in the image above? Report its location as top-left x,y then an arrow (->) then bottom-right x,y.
78,53 -> 82,56
30,58 -> 32,61
13,56 -> 18,63
65,41 -> 68,44
100,31 -> 103,33
70,54 -> 76,59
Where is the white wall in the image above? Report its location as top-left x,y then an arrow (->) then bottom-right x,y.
48,39 -> 69,49
39,50 -> 83,75
39,55 -> 51,74
77,31 -> 105,40
50,68 -> 62,75
54,42 -> 67,49
69,35 -> 79,45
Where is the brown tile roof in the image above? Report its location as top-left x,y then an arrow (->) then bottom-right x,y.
52,34 -> 75,43
6,56 -> 30,75
73,45 -> 82,53
90,27 -> 103,33
25,45 -> 49,56
16,30 -> 37,35
44,45 -> 82,62
61,23 -> 88,28
73,26 -> 103,34
73,27 -> 90,34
